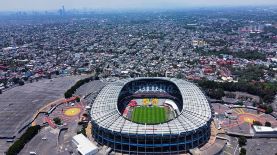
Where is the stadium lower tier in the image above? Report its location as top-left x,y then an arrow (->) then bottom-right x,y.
92,122 -> 211,154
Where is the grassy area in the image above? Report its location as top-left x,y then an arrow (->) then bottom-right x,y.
131,106 -> 166,124
64,75 -> 98,98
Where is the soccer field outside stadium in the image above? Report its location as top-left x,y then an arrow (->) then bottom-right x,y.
131,106 -> 167,124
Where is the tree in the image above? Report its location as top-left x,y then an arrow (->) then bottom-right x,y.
195,79 -> 277,104
95,67 -> 102,74
76,97 -> 80,102
53,117 -> 62,125
77,124 -> 87,137
18,80 -> 24,86
252,102 -> 257,107
253,121 -> 262,126
206,88 -> 225,100
48,74 -> 52,79
237,101 -> 244,106
6,140 -> 24,155
265,106 -> 273,114
64,76 -> 95,98
64,91 -> 73,98
176,72 -> 184,79
259,104 -> 274,114
265,121 -> 272,127
238,136 -> 247,147
6,125 -> 41,155
23,76 -> 28,81
12,77 -> 20,84
240,148 -> 246,155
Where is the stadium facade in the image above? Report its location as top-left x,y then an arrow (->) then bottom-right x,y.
90,77 -> 212,154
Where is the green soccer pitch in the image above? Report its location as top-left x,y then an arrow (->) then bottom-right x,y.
131,106 -> 167,124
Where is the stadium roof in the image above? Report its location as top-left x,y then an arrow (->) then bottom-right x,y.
91,77 -> 212,135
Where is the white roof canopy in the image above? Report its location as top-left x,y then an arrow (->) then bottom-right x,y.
91,77 -> 212,135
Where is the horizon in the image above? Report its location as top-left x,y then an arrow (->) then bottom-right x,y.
0,0 -> 277,12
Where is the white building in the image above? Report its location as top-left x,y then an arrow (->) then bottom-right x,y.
253,125 -> 277,138
72,134 -> 98,155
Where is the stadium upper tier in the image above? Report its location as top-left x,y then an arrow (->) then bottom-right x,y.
91,77 -> 212,135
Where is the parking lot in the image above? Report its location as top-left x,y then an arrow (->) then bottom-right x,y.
0,76 -> 84,154
246,138 -> 277,155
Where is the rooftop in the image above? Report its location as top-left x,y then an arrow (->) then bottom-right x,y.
72,134 -> 98,155
253,125 -> 277,132
91,77 -> 212,135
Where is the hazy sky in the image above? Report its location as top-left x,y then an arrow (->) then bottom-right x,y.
0,0 -> 277,11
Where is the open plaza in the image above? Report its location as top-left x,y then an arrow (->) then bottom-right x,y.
212,103 -> 277,135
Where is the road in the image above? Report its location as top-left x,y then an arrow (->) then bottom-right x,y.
220,136 -> 239,155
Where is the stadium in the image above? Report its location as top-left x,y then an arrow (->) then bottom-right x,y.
91,77 -> 212,154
